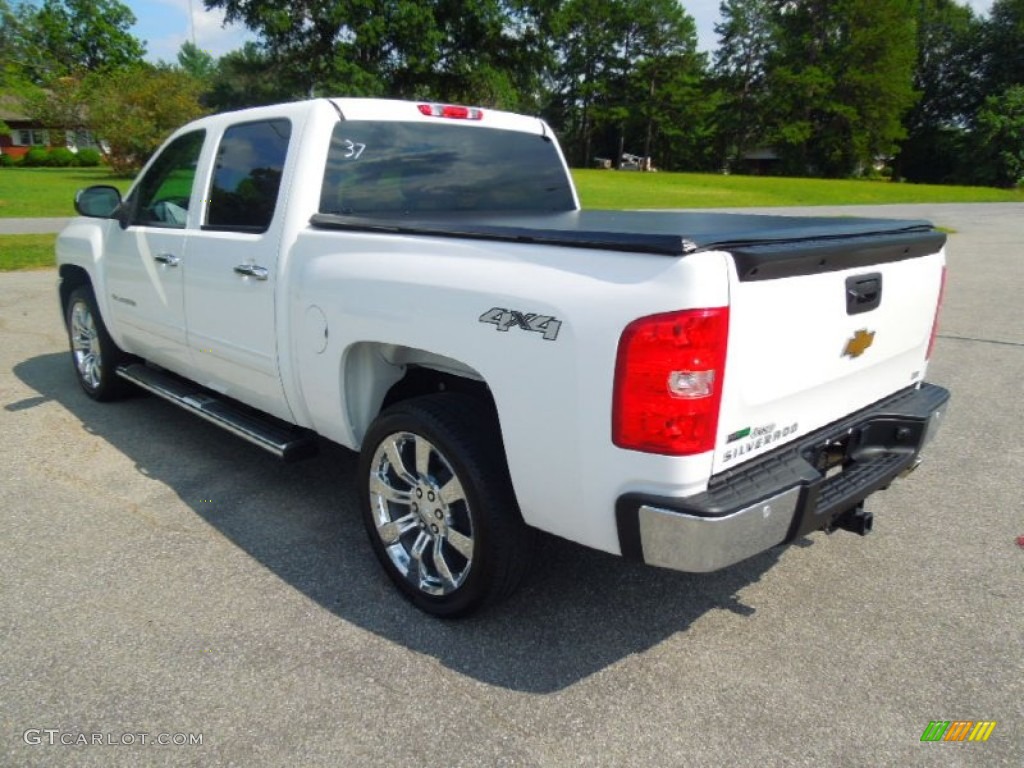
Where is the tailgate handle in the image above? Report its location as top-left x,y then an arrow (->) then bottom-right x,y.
846,273 -> 882,315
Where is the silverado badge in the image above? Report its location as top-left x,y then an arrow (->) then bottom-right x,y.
843,329 -> 875,359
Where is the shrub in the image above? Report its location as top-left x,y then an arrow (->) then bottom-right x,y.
22,148 -> 50,166
47,147 -> 79,167
0,153 -> 17,167
76,148 -> 102,167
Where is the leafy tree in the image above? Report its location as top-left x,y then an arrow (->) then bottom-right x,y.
87,65 -> 206,174
17,0 -> 145,84
0,0 -> 146,151
0,0 -> 19,70
958,0 -> 1024,187
407,0 -> 548,109
203,0 -> 550,108
970,85 -> 1024,187
17,74 -> 92,147
204,0 -> 432,96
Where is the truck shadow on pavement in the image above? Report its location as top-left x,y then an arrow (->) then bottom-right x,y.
14,352 -> 794,694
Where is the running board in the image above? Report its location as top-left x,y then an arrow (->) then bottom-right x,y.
116,363 -> 318,462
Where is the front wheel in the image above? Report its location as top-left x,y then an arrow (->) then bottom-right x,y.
358,394 -> 531,617
65,285 -> 131,401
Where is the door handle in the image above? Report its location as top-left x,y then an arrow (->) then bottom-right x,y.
845,273 -> 882,315
154,252 -> 180,267
234,263 -> 269,281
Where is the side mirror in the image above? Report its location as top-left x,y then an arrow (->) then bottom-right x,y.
74,185 -> 122,218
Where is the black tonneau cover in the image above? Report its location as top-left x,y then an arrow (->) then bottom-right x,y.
309,210 -> 946,281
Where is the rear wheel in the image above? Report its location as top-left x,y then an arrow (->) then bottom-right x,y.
65,285 -> 131,401
358,394 -> 530,617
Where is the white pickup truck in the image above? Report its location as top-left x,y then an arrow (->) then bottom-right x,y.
57,98 -> 950,616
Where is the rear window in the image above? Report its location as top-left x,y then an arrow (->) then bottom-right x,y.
319,121 -> 575,215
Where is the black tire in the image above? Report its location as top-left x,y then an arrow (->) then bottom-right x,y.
65,285 -> 132,401
358,394 -> 531,618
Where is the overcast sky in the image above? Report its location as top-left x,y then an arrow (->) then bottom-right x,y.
125,0 -> 996,65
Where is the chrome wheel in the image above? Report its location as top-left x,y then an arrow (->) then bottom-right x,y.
368,431 -> 475,596
359,395 -> 532,617
70,300 -> 102,390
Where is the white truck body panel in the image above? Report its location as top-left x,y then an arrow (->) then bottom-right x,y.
714,249 -> 946,474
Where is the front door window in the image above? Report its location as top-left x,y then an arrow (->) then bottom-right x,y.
130,131 -> 205,228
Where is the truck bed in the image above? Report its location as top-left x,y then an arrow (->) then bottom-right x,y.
310,210 -> 945,279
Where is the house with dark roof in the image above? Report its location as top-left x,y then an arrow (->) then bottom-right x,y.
1,95 -> 50,158
0,94 -> 101,158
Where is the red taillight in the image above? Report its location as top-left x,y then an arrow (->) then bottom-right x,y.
417,103 -> 484,120
613,308 -> 729,456
926,265 -> 947,360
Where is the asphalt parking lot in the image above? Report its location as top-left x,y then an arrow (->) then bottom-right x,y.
2,203 -> 1021,767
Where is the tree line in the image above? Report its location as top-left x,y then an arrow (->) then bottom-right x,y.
1,0 -> 1022,186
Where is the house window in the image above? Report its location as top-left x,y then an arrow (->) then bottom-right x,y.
15,129 -> 49,147
66,130 -> 98,151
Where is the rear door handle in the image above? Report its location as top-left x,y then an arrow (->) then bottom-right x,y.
234,263 -> 269,281
154,252 -> 180,267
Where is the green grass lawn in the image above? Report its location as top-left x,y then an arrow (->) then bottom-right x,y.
1,166 -> 1021,220
0,168 -> 132,218
0,233 -> 57,270
0,166 -> 1015,271
572,169 -> 1024,208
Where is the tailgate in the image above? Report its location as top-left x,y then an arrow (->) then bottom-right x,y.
713,229 -> 946,474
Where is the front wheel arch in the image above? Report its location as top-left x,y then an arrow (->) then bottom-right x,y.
58,264 -> 91,317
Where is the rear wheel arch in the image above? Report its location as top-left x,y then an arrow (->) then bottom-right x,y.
342,341 -> 501,448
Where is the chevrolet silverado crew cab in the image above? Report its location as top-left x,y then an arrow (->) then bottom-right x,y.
57,98 -> 950,616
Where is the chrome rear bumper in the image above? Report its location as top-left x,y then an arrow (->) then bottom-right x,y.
616,383 -> 950,573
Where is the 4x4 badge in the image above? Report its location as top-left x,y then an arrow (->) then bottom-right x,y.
843,329 -> 875,358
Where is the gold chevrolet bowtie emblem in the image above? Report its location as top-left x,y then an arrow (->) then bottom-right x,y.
843,329 -> 875,359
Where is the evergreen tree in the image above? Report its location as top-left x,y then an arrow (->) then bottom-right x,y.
204,43 -> 300,111
548,0 -> 623,165
766,0 -> 919,177
897,0 -> 983,183
984,0 -> 1024,92
177,41 -> 218,83
548,0 -> 706,169
713,0 -> 775,167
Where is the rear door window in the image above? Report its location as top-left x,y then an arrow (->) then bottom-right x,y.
206,119 -> 292,233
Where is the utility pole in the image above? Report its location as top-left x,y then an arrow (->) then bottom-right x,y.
188,0 -> 197,47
